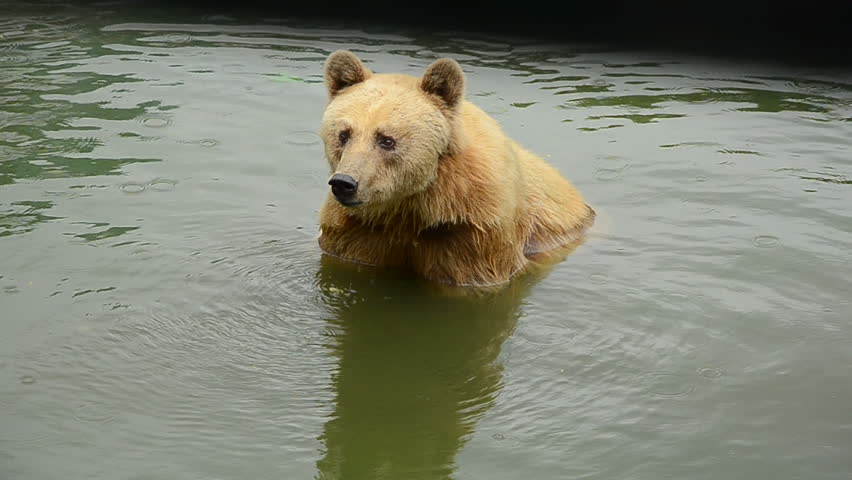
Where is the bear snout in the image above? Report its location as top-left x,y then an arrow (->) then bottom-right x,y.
328,173 -> 361,206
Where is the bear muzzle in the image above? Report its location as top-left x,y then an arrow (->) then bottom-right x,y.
328,173 -> 362,207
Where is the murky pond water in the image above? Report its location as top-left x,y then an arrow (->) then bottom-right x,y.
2,2 -> 851,479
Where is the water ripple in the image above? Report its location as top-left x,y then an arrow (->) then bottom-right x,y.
752,235 -> 781,248
138,115 -> 172,128
148,178 -> 177,191
514,323 -> 577,347
285,130 -> 321,146
643,372 -> 696,398
119,182 -> 146,193
696,367 -> 725,378
73,402 -> 117,423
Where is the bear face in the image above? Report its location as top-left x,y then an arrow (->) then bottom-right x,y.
319,51 -> 465,209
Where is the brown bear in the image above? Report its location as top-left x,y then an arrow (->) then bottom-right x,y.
317,50 -> 595,287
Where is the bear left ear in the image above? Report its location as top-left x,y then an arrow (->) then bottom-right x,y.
324,50 -> 372,98
420,58 -> 465,109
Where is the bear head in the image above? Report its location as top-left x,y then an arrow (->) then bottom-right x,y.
319,50 -> 465,210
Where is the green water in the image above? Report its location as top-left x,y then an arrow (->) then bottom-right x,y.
1,2 -> 851,479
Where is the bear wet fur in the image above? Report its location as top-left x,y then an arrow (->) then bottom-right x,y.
317,50 -> 595,287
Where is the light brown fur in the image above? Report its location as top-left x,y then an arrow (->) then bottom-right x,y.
317,50 -> 595,287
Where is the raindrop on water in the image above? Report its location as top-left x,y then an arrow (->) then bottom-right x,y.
644,372 -> 695,398
491,432 -> 520,445
119,182 -> 146,193
588,272 -> 608,284
752,235 -> 780,248
697,367 -> 724,378
594,168 -> 623,181
285,131 -> 321,146
19,375 -> 36,385
164,33 -> 191,43
139,116 -> 171,128
515,323 -> 576,346
74,403 -> 116,423
148,178 -> 177,191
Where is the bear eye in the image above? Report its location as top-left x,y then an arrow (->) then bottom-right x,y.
338,129 -> 351,145
377,135 -> 396,150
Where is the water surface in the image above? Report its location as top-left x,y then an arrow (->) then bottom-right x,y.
1,2 -> 851,479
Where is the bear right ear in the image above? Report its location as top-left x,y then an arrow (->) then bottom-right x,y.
324,50 -> 372,98
420,58 -> 465,109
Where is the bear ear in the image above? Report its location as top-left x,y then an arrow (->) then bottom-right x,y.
420,58 -> 465,109
324,50 -> 372,98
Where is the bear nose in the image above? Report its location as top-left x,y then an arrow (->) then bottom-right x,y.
328,173 -> 358,199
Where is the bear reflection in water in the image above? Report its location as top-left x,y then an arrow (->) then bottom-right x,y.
313,239 -> 582,479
